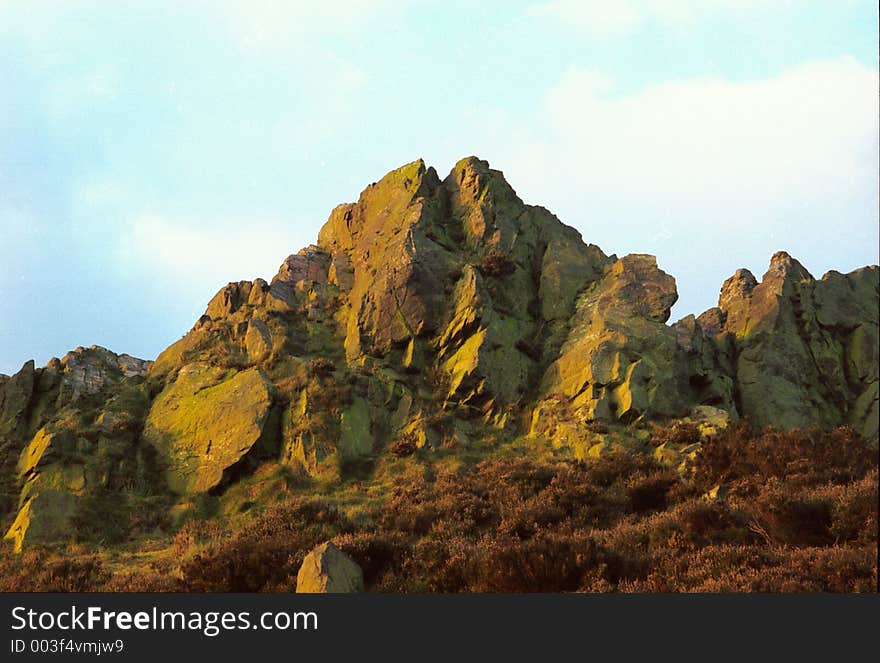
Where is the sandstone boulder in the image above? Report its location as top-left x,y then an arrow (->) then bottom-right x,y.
296,541 -> 364,593
143,364 -> 274,494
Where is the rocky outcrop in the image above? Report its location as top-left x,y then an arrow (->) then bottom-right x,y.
698,252 -> 879,438
540,254 -> 691,423
143,364 -> 274,494
0,360 -> 36,445
1,346 -> 153,550
2,157 -> 877,551
317,160 -> 450,359
296,541 -> 364,593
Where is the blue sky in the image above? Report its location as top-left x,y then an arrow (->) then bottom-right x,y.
1,1 -> 878,374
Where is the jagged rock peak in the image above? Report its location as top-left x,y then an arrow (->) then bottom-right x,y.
764,250 -> 814,283
718,269 -> 757,311
317,158 -> 441,254
717,252 -> 816,314
445,156 -> 523,206
316,156 -> 531,255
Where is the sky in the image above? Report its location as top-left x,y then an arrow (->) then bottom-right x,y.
1,0 -> 878,375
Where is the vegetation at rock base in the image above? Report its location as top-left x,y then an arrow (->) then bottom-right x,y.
1,423 -> 875,592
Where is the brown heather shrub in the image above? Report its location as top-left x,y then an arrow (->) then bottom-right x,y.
172,518 -> 225,556
827,470 -> 878,544
347,427 -> 874,592
478,248 -> 516,277
102,570 -> 181,592
462,531 -> 593,592
626,544 -> 877,593
745,481 -> 835,546
179,498 -> 346,592
2,425 -> 874,593
333,530 -> 410,588
308,357 -> 335,377
650,421 -> 701,447
626,472 -> 677,513
691,424 -> 876,491
0,549 -> 109,592
388,434 -> 418,458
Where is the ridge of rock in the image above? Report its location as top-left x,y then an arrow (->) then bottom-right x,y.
2,156 -> 877,550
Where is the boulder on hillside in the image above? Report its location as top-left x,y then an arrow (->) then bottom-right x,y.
296,541 -> 364,593
143,364 -> 274,494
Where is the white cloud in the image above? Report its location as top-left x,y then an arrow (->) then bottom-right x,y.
537,57 -> 877,215
197,0 -> 405,54
120,213 -> 310,315
527,0 -> 791,37
464,57 -> 878,315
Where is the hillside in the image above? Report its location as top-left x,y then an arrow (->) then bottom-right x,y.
1,157 -> 877,591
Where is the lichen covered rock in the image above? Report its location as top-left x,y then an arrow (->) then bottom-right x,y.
2,156 -> 878,554
143,364 -> 274,494
3,490 -> 78,553
540,254 -> 690,422
1,347 -> 153,549
701,253 -> 879,437
296,541 -> 364,593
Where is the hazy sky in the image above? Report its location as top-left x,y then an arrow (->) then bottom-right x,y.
1,1 -> 878,375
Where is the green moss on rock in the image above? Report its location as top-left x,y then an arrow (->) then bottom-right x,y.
143,364 -> 273,494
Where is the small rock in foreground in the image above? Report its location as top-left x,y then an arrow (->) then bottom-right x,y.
296,541 -> 364,593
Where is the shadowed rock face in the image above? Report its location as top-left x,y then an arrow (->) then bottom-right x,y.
1,346 -> 152,551
296,541 -> 364,593
698,252 -> 879,437
2,157 -> 877,549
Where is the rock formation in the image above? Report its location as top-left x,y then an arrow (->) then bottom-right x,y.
1,346 -> 153,551
1,157 -> 877,550
696,252 -> 878,438
296,541 -> 364,593
143,364 -> 274,494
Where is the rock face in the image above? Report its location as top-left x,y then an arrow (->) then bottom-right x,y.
540,254 -> 691,422
1,346 -> 152,551
143,364 -> 274,494
697,252 -> 879,438
296,541 -> 364,593
2,156 -> 877,550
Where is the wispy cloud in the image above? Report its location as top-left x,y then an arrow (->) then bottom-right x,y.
538,58 -> 876,210
469,56 -> 878,315
196,0 -> 406,54
120,213 -> 306,316
527,0 -> 792,37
